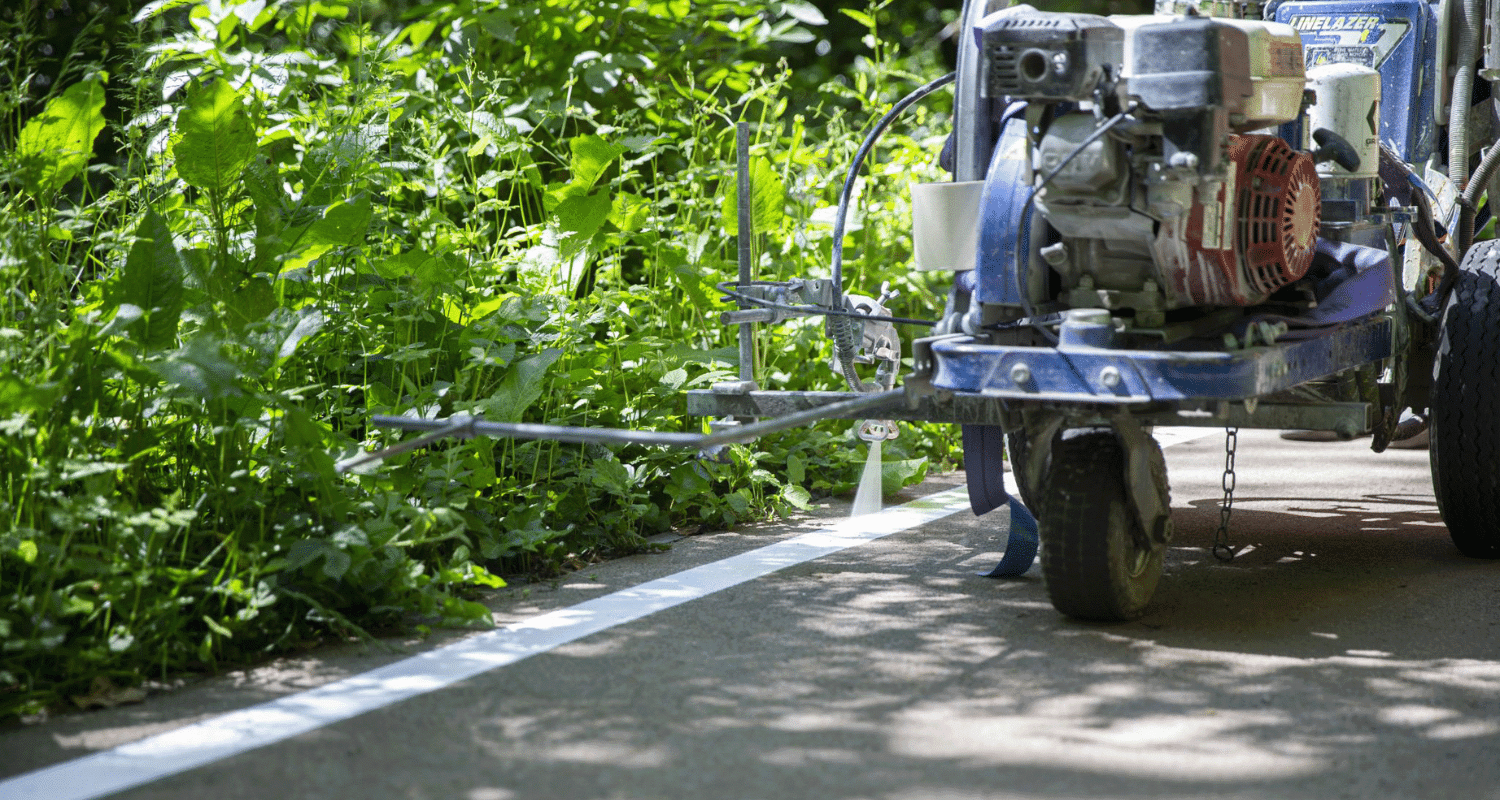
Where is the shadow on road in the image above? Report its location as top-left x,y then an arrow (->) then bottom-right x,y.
384,485 -> 1498,800
8,452 -> 1499,800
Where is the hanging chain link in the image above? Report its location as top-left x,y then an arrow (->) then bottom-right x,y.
1212,426 -> 1239,562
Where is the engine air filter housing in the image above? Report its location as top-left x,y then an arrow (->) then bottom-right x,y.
978,11 -> 1124,101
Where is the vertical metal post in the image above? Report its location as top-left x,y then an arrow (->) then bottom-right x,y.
735,122 -> 756,386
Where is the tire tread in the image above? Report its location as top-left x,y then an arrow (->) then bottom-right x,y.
1432,240 -> 1500,557
1038,429 -> 1162,620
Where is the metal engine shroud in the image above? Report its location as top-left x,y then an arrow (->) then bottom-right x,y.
983,9 -> 1323,315
1155,134 -> 1321,306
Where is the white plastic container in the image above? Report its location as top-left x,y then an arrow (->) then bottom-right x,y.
911,180 -> 985,271
1305,62 -> 1382,179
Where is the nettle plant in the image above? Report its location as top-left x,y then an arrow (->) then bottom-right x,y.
0,0 -> 953,718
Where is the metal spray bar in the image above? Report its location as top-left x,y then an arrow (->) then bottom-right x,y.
339,120 -> 914,475
336,389 -> 905,474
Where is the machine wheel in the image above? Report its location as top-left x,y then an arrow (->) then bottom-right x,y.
1431,239 -> 1500,557
1038,428 -> 1163,621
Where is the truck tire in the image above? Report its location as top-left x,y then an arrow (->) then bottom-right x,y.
1431,239 -> 1500,557
1038,428 -> 1163,621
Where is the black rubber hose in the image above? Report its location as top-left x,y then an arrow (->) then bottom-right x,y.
1450,0 -> 1482,191
1016,110 -> 1131,344
1458,143 -> 1500,254
1380,145 -> 1461,305
828,71 -> 956,391
829,71 -> 957,299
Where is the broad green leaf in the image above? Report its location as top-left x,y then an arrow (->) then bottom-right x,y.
281,407 -> 339,478
321,547 -> 351,580
0,374 -> 60,414
273,196 -> 372,273
779,1 -> 828,25
439,563 -> 506,589
477,10 -> 517,42
515,151 -> 544,190
881,457 -> 928,495
568,134 -> 628,189
284,539 -> 323,570
466,296 -> 510,322
466,564 -> 506,589
480,349 -> 563,423
666,462 -> 710,503
107,627 -> 134,652
306,195 -> 372,248
543,180 -> 584,213
781,483 -> 813,510
282,1 -> 351,36
374,249 -> 461,290
132,0 -> 195,23
466,134 -> 494,158
590,458 -> 633,497
404,18 -> 437,46
225,276 -> 278,326
609,191 -> 652,233
152,336 -> 243,399
554,190 -> 612,261
470,110 -> 531,142
277,308 -> 325,360
16,78 -> 107,196
659,367 -> 688,391
325,124 -> 389,168
232,0 -> 271,30
242,154 -> 287,244
173,80 -> 258,194
768,23 -> 817,44
119,209 -> 186,351
584,62 -> 622,93
248,307 -> 326,363
786,452 -> 805,486
516,242 -> 588,294
722,156 -> 785,236
60,461 -> 130,482
242,155 -> 283,208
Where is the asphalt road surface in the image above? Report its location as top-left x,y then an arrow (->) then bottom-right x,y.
3,429 -> 1498,800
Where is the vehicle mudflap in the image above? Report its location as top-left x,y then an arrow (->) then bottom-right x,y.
962,423 -> 1040,577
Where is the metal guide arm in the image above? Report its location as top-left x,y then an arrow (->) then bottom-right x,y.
337,389 -> 904,473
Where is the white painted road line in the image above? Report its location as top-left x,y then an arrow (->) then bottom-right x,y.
3,427 -> 1217,800
1,488 -> 974,800
1152,426 -> 1221,449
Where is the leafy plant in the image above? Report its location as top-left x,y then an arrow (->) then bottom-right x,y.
0,0 -> 959,720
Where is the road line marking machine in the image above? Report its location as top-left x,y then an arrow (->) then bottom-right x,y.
362,0 -> 1500,621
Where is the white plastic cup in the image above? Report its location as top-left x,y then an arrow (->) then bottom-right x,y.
911,180 -> 984,272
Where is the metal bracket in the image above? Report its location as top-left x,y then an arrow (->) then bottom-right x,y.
1112,411 -> 1173,546
1018,406 -> 1064,512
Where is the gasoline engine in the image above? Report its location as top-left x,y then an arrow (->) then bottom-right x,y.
957,6 -> 1384,328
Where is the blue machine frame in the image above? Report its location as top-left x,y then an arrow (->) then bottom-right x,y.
928,0 -> 1435,414
929,316 -> 1392,405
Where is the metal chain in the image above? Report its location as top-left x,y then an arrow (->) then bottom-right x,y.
1212,426 -> 1239,562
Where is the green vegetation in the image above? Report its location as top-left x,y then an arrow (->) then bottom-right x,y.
0,0 -> 973,720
